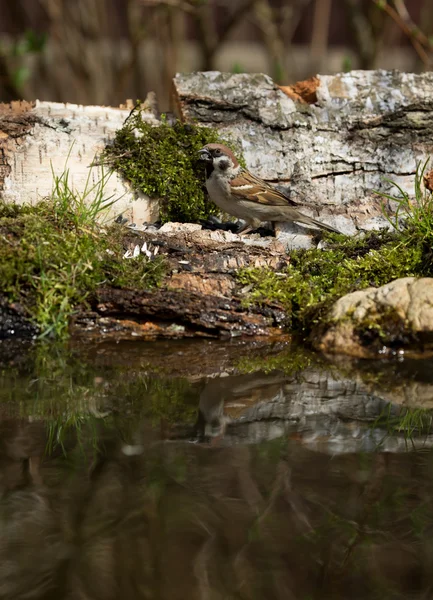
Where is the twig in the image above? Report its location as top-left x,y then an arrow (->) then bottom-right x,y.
373,0 -> 432,67
278,0 -> 314,43
393,0 -> 431,46
115,0 -> 148,102
140,0 -> 196,13
310,0 -> 332,65
344,0 -> 382,69
142,0 -> 255,70
254,0 -> 288,82
193,0 -> 256,70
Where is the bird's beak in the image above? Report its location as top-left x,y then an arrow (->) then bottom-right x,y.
198,147 -> 212,162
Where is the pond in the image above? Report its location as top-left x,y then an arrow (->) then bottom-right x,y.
1,338 -> 433,599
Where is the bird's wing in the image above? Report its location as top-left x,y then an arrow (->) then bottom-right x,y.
229,170 -> 297,207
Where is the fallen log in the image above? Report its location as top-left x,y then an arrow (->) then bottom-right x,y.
0,98 -> 159,225
2,70 -> 433,245
72,224 -> 290,339
173,70 -> 433,245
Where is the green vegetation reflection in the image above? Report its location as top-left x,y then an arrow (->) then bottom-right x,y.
0,343 -> 200,455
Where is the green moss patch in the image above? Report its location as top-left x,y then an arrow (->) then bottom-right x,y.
0,201 -> 167,339
238,230 -> 426,333
102,110 -> 243,223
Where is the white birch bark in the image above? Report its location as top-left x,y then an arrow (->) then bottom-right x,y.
2,70 -> 433,247
174,70 -> 433,243
0,100 -> 159,224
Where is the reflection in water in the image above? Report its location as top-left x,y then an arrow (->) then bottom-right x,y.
197,372 -> 287,441
1,339 -> 433,599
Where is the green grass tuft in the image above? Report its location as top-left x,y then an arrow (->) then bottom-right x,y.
376,159 -> 433,244
50,158 -> 118,228
0,166 -> 167,339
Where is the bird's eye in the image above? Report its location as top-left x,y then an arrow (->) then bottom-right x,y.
214,148 -> 221,156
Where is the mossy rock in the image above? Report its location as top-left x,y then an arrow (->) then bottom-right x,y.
237,230 -> 424,333
316,277 -> 433,357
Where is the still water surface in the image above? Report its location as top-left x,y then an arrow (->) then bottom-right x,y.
1,338 -> 433,599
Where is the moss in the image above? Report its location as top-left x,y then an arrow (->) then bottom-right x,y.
102,109 -> 244,223
0,201 -> 167,338
238,230 -> 425,334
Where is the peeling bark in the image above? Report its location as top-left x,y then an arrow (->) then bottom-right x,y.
2,70 -> 433,246
72,225 -> 290,340
0,99 -> 159,225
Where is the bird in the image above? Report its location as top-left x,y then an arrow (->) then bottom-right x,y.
198,143 -> 342,235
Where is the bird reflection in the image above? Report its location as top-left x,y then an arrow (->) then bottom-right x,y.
195,371 -> 287,443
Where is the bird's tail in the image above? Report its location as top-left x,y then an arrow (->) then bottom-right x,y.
295,213 -> 343,235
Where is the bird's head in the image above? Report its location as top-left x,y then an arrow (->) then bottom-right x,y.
198,144 -> 240,175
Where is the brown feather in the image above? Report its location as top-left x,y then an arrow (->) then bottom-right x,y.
230,170 -> 297,207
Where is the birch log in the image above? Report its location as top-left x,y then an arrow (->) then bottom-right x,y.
0,100 -> 159,224
2,70 -> 433,248
173,70 -> 433,244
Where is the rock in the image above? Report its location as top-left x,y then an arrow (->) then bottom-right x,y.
316,277 -> 433,357
0,298 -> 38,340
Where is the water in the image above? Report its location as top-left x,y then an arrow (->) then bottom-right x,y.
1,338 -> 433,599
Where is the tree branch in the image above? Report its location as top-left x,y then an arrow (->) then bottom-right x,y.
372,0 -> 432,68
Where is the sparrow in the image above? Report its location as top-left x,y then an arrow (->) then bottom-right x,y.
198,143 -> 341,235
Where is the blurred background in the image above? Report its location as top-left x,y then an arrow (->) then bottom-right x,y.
0,0 -> 432,111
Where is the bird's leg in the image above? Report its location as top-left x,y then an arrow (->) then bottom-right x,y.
239,225 -> 255,236
237,218 -> 262,236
